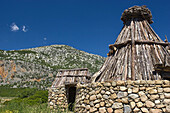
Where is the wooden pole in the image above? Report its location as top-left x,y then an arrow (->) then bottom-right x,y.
131,20 -> 136,80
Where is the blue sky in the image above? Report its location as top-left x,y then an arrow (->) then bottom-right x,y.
0,0 -> 169,57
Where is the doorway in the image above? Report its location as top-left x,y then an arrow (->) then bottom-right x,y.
65,85 -> 77,111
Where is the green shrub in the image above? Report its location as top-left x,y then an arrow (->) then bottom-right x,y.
18,88 -> 37,99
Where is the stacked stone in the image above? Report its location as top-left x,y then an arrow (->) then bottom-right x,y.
48,86 -> 68,111
75,80 -> 170,113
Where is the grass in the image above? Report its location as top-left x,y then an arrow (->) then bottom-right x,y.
0,87 -> 68,113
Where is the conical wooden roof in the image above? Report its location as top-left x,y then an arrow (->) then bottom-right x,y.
92,6 -> 170,82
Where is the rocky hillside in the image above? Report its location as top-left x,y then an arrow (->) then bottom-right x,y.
0,45 -> 105,89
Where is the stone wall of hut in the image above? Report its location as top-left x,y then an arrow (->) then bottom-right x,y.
75,80 -> 170,113
48,86 -> 68,111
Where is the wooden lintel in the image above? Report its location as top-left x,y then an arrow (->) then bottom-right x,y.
58,68 -> 88,71
109,40 -> 170,49
56,75 -> 91,78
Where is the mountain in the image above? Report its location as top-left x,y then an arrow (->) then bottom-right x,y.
0,45 -> 105,89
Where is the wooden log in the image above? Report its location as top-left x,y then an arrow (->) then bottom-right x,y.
109,40 -> 169,49
131,19 -> 136,80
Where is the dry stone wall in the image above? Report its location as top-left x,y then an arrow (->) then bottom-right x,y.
75,80 -> 170,113
48,86 -> 68,111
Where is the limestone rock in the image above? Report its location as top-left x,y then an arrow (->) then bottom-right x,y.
148,89 -> 157,94
124,105 -> 132,113
157,88 -> 163,93
120,86 -> 127,91
106,91 -> 111,95
116,81 -> 125,86
166,105 -> 170,113
133,107 -> 140,112
97,93 -> 102,99
133,87 -> 139,93
103,82 -> 111,87
163,99 -> 170,104
140,94 -> 148,102
107,108 -> 113,113
114,109 -> 123,113
103,95 -> 109,99
128,88 -> 132,93
155,100 -> 160,104
100,102 -> 105,107
99,107 -> 106,113
149,109 -> 162,113
101,90 -> 105,94
155,80 -> 163,85
156,104 -> 165,108
150,94 -> 159,100
164,88 -> 170,93
122,97 -> 128,104
95,103 -> 100,108
128,94 -> 139,99
136,102 -> 143,108
117,92 -> 128,98
85,105 -> 90,110
90,107 -> 97,112
90,95 -> 96,101
126,80 -> 133,85
141,108 -> 149,113
130,101 -> 136,109
165,93 -> 170,99
138,91 -> 145,96
112,103 -> 123,109
112,81 -> 116,86
110,93 -> 117,99
145,100 -> 155,108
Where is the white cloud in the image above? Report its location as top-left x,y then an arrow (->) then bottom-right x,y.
10,23 -> 19,31
44,37 -> 47,41
22,26 -> 28,32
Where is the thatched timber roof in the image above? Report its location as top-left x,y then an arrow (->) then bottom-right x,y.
92,6 -> 170,82
51,68 -> 90,87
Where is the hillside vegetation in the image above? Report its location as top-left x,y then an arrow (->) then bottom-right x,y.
0,45 -> 105,89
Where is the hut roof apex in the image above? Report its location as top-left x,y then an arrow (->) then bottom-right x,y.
121,5 -> 153,24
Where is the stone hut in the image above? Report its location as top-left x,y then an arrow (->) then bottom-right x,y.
49,6 -> 170,113
48,68 -> 90,111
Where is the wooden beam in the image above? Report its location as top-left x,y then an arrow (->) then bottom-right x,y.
135,40 -> 170,46
58,68 -> 88,71
109,40 -> 170,49
56,75 -> 91,78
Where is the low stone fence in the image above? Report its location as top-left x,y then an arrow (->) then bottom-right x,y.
48,86 -> 68,111
75,80 -> 170,113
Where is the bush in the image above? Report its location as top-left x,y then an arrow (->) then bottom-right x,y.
18,88 -> 37,99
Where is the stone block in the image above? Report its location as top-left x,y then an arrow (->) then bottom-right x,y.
136,102 -> 143,108
130,101 -> 136,109
99,107 -> 106,113
107,108 -> 113,113
165,93 -> 170,98
124,105 -> 132,113
128,94 -> 139,99
90,95 -> 96,101
116,80 -> 125,86
166,105 -> 170,113
112,103 -> 123,109
141,108 -> 149,113
145,100 -> 155,108
117,92 -> 128,98
149,109 -> 162,113
114,109 -> 123,113
164,88 -> 170,93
